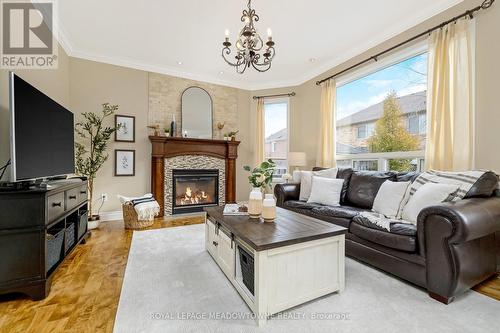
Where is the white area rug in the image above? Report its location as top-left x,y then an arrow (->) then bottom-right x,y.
114,224 -> 500,333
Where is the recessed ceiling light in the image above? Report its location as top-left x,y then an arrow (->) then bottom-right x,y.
177,61 -> 183,65
309,58 -> 317,63
219,71 -> 224,75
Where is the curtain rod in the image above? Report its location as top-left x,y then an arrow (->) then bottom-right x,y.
316,0 -> 495,86
253,92 -> 296,100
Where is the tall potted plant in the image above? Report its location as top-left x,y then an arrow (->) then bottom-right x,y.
75,103 -> 120,229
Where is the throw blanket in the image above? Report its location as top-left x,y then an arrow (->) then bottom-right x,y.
358,212 -> 408,232
408,170 -> 486,201
118,193 -> 160,221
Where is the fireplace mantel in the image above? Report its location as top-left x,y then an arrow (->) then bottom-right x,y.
149,136 -> 240,216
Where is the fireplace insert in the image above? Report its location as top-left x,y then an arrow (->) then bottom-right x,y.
172,169 -> 219,214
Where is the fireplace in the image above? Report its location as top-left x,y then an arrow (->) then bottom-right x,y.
172,169 -> 219,214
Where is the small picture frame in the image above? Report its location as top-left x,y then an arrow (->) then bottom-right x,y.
115,150 -> 135,176
115,115 -> 135,142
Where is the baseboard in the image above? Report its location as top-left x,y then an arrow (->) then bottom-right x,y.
99,210 -> 123,222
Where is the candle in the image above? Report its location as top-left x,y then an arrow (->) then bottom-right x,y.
267,28 -> 272,39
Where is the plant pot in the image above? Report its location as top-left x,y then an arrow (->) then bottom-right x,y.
88,215 -> 101,230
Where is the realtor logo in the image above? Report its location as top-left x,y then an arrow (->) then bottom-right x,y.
1,0 -> 58,69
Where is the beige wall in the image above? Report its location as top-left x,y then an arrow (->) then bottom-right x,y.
69,58 -> 150,213
0,43 -> 70,182
251,0 -> 500,172
69,59 -> 253,213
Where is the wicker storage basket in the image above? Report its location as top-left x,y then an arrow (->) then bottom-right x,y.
122,203 -> 154,229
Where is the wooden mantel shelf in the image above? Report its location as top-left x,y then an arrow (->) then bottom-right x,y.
149,136 -> 240,216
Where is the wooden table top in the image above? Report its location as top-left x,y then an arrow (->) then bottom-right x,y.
204,206 -> 347,251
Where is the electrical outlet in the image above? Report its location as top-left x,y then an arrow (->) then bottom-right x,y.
101,193 -> 108,202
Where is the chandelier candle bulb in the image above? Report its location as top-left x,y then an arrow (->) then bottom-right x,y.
267,28 -> 272,39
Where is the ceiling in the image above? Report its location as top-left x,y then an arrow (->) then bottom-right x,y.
57,0 -> 462,90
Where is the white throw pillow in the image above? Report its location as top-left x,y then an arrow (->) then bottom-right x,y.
401,183 -> 459,224
307,176 -> 344,206
372,180 -> 411,219
299,168 -> 338,201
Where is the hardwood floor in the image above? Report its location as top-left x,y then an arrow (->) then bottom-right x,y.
0,215 -> 498,333
0,215 -> 204,333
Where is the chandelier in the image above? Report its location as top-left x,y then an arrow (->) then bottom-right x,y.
222,0 -> 275,74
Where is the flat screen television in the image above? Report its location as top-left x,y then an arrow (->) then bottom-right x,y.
9,72 -> 75,182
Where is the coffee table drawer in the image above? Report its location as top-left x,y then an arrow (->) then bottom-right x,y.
48,193 -> 65,222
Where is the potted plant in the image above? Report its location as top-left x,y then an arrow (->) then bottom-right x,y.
164,128 -> 171,137
75,103 -> 120,229
228,130 -> 239,141
243,159 -> 276,193
243,160 -> 276,218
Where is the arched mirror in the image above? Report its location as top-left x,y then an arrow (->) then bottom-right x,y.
181,87 -> 213,139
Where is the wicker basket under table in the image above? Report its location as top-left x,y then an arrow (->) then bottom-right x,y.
122,203 -> 154,229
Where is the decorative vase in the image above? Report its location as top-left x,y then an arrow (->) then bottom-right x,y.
88,215 -> 101,230
262,194 -> 276,223
170,114 -> 177,137
248,187 -> 263,219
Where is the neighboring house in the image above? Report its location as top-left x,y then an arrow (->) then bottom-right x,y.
265,128 -> 288,176
336,91 -> 427,154
265,128 -> 287,159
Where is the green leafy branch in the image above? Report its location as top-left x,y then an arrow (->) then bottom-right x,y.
75,103 -> 120,217
243,159 -> 277,191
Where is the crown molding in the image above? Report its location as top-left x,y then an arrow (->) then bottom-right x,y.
53,0 -> 461,91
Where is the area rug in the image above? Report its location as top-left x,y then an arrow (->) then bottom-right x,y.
114,224 -> 500,333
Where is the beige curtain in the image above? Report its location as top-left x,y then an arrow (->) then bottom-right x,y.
255,97 -> 265,165
317,79 -> 337,168
425,19 -> 475,171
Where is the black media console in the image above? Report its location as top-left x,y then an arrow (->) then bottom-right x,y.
0,179 -> 89,300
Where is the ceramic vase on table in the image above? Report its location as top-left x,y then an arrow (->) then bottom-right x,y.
248,187 -> 263,219
262,194 -> 277,222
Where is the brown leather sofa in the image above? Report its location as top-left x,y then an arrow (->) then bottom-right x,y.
274,168 -> 500,304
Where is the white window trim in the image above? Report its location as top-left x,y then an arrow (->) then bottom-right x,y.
335,40 -> 428,88
263,97 -> 290,183
334,40 -> 428,167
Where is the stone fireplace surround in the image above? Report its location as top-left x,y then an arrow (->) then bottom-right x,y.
150,136 -> 240,217
165,155 -> 225,216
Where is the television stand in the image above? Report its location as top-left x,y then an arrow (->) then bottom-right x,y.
0,179 -> 37,191
0,179 -> 89,300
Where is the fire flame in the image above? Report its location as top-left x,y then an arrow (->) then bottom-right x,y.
178,187 -> 211,205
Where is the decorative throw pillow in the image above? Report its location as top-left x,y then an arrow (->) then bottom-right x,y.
372,180 -> 411,219
307,176 -> 344,206
401,183 -> 459,224
299,168 -> 338,201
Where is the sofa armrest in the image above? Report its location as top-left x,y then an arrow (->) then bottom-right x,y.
418,197 -> 500,244
274,183 -> 300,207
417,197 -> 500,302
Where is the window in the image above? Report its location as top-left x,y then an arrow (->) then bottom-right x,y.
336,50 -> 428,172
357,125 -> 366,139
408,113 -> 426,134
264,99 -> 289,179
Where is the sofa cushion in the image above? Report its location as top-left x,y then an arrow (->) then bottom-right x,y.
350,219 -> 417,252
353,215 -> 417,236
346,171 -> 396,209
464,171 -> 499,198
284,200 -> 323,210
314,167 -> 353,204
396,171 -> 420,183
311,205 -> 366,220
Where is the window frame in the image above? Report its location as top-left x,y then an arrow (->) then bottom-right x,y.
263,97 -> 290,181
334,41 -> 428,171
